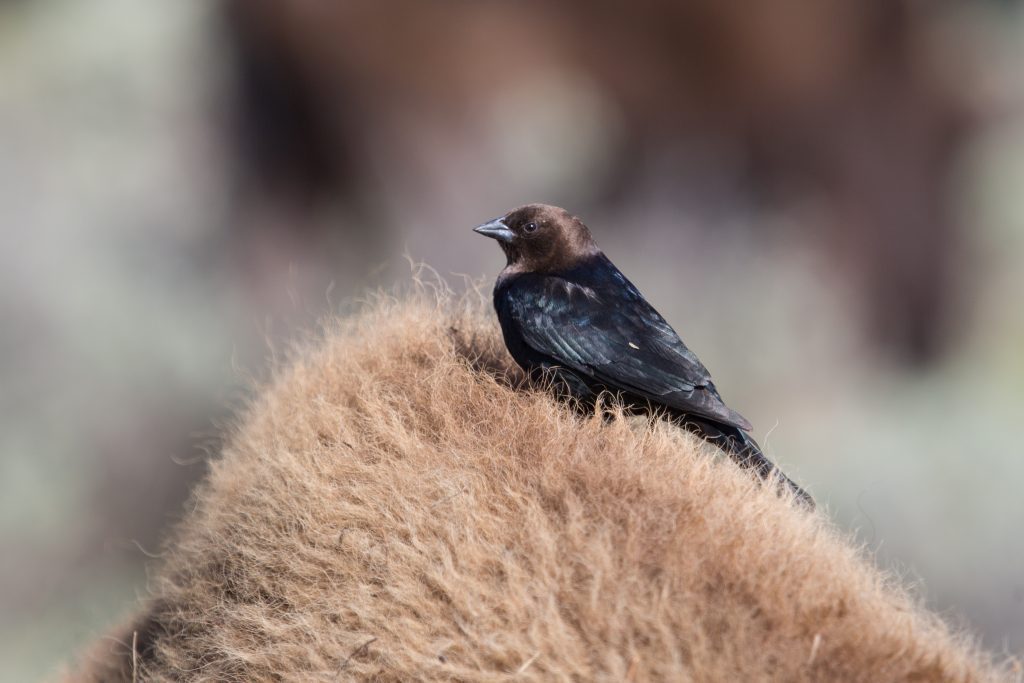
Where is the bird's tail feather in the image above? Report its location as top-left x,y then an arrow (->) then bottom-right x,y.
684,417 -> 815,508
729,431 -> 815,508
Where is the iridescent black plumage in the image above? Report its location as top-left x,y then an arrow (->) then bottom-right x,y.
476,204 -> 812,507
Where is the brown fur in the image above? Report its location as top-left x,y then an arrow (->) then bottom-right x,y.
64,288 -> 1010,682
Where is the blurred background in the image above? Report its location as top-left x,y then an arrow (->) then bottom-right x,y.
2,0 -> 1023,679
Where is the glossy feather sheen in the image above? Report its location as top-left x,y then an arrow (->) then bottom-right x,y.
496,253 -> 753,431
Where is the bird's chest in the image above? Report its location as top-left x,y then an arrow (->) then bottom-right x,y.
494,291 -> 545,370
494,277 -> 601,369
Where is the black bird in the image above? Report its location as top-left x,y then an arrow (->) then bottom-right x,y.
475,204 -> 813,507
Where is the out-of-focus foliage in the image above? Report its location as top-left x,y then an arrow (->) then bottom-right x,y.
1,1 -> 1022,679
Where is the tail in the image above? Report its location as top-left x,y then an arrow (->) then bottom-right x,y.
685,417 -> 815,508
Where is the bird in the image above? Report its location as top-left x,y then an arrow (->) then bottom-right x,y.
474,203 -> 813,507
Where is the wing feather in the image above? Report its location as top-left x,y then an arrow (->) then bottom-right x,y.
502,271 -> 753,431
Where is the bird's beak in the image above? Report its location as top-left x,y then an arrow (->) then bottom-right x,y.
473,218 -> 515,243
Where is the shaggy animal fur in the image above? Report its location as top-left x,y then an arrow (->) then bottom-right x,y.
64,290 -> 1010,682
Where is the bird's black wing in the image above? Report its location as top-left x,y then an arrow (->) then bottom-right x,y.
500,265 -> 753,431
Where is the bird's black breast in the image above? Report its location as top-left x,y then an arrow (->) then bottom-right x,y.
493,271 -> 569,372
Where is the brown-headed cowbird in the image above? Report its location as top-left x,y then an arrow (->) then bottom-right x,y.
475,203 -> 813,507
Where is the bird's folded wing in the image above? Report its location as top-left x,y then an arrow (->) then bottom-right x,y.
504,278 -> 753,431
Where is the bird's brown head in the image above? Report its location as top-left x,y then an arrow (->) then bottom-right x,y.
474,204 -> 599,274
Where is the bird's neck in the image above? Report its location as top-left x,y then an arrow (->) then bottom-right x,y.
495,262 -> 527,289
496,253 -> 613,297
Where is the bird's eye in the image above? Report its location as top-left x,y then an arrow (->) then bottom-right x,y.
524,222 -> 538,233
